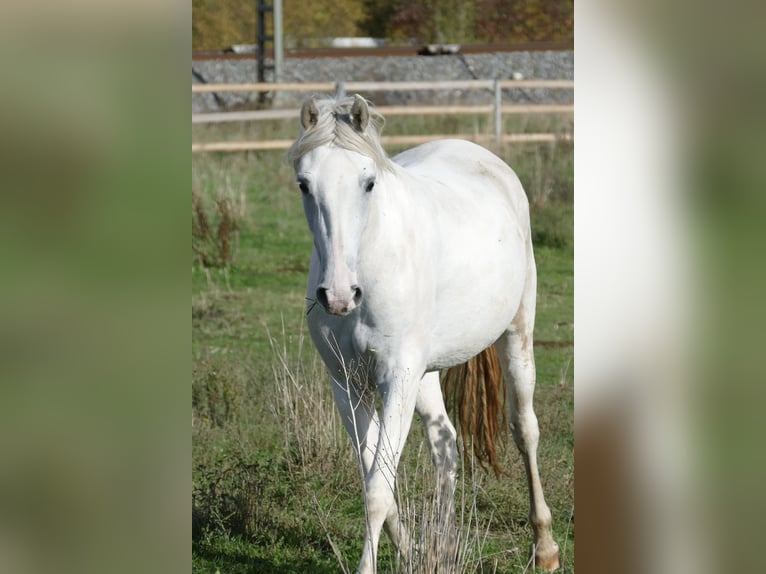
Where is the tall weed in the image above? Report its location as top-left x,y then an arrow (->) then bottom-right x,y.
269,320 -> 352,475
390,444 -> 495,574
192,167 -> 246,267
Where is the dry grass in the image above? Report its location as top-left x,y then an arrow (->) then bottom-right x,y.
269,319 -> 353,476
192,165 -> 247,267
390,445 -> 497,574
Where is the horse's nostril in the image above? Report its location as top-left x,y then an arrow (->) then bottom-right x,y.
352,285 -> 363,305
316,287 -> 329,310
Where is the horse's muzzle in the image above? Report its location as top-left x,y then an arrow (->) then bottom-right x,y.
316,285 -> 363,316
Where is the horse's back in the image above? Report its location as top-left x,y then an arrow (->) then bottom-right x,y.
393,139 -> 530,224
393,139 -> 530,245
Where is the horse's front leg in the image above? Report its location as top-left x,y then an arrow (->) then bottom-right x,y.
329,375 -> 413,564
357,359 -> 422,574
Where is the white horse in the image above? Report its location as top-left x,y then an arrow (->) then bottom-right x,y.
288,95 -> 560,573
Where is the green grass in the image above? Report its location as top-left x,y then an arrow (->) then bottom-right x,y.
192,140 -> 573,573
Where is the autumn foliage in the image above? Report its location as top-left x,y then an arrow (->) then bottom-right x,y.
192,0 -> 573,51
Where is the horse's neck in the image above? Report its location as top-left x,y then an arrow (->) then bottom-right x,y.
363,169 -> 422,251
380,167 -> 420,217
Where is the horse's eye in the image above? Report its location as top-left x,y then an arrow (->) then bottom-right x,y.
298,181 -> 309,194
364,180 -> 375,193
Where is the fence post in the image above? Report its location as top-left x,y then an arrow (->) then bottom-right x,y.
274,0 -> 283,82
335,81 -> 346,99
494,79 -> 502,150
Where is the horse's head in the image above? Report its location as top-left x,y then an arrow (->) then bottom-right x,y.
289,95 -> 388,317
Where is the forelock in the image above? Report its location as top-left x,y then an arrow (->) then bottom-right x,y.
287,96 -> 392,171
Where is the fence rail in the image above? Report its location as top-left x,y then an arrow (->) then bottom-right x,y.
192,79 -> 573,153
192,132 -> 572,153
192,104 -> 573,125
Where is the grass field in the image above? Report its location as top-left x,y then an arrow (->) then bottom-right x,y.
192,131 -> 573,573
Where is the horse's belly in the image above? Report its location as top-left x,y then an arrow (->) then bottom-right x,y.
426,234 -> 527,370
426,303 -> 517,370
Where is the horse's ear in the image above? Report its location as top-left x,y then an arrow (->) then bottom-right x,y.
300,97 -> 319,130
350,94 -> 369,132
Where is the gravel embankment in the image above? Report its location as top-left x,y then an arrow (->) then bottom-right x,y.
192,50 -> 573,113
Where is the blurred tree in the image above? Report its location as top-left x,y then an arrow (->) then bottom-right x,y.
193,0 -> 366,51
283,0 -> 366,48
191,0 -> 573,51
382,0 -> 572,44
360,0 -> 402,40
192,0 -> 255,51
387,0 -> 476,44
474,0 -> 574,43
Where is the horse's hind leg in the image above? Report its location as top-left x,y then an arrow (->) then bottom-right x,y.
494,304 -> 561,571
415,371 -> 459,562
416,371 -> 458,499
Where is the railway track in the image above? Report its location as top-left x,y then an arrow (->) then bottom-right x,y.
192,41 -> 573,61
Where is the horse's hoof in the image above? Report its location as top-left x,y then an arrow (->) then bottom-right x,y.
535,548 -> 560,571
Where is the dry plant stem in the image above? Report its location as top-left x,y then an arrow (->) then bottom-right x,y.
312,493 -> 350,574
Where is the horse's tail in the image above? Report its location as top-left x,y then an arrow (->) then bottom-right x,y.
441,345 -> 507,476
